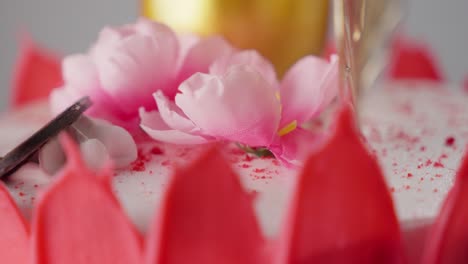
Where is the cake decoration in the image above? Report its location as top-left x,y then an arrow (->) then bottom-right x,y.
39,116 -> 138,174
13,37 -> 62,108
0,183 -> 29,264
32,135 -> 144,264
140,53 -> 338,166
45,19 -> 338,166
49,19 -> 236,131
464,76 -> 468,92
324,37 -> 444,84
388,37 -> 444,83
0,97 -> 91,179
147,146 -> 267,263
422,153 -> 468,263
278,105 -> 405,263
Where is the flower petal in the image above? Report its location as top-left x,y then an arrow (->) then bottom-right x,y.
389,37 -> 444,82
32,136 -> 143,264
269,128 -> 324,167
175,66 -> 281,147
49,87 -> 79,116
146,147 -> 267,263
175,34 -> 200,72
153,90 -> 199,133
209,50 -> 278,87
73,117 -> 138,168
93,21 -> 179,114
140,108 -> 209,144
13,36 -> 63,108
0,183 -> 29,264
177,36 -> 236,82
280,55 -> 339,125
277,106 -> 405,263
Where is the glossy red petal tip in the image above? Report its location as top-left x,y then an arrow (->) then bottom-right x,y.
147,146 -> 268,264
0,183 -> 29,264
32,136 -> 143,264
12,35 -> 63,108
278,105 -> 406,264
389,37 -> 444,83
422,153 -> 468,264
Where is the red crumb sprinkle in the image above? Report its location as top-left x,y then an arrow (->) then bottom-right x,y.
272,159 -> 280,166
131,160 -> 146,172
445,136 -> 455,147
150,147 -> 163,155
240,164 -> 251,169
243,155 -> 254,162
253,168 -> 266,173
420,146 -> 426,152
404,185 -> 411,190
425,159 -> 433,166
33,184 -> 39,188
161,160 -> 171,166
407,173 -> 413,178
433,188 -> 439,193
435,174 -> 442,178
433,161 -> 444,168
19,192 -> 25,197
131,148 -> 153,171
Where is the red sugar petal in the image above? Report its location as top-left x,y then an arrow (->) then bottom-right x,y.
278,106 -> 405,264
322,41 -> 337,59
146,146 -> 267,264
0,183 -> 29,264
12,36 -> 63,108
389,37 -> 444,82
463,76 -> 468,93
422,153 -> 468,263
31,134 -> 143,264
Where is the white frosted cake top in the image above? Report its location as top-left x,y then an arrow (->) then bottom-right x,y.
1,83 -> 467,237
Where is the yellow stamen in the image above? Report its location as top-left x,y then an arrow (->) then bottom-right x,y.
275,91 -> 281,101
278,120 -> 297,136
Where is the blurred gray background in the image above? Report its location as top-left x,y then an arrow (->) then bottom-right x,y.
0,0 -> 467,110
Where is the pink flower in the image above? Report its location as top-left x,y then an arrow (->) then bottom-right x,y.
140,51 -> 339,165
50,19 -> 235,130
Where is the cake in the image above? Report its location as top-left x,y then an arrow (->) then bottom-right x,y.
0,19 -> 467,263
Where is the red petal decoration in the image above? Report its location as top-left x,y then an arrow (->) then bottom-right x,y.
389,37 -> 444,82
12,36 -> 63,108
31,134 -> 143,264
278,105 -> 406,264
146,146 -> 268,264
322,42 -> 337,59
463,76 -> 468,93
421,153 -> 468,264
0,183 -> 29,264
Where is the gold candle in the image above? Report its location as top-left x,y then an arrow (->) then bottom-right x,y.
142,0 -> 329,76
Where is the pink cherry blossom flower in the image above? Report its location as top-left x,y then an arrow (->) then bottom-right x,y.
50,19 -> 235,131
140,51 -> 339,165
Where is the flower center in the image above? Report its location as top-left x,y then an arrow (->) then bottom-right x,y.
278,120 -> 297,136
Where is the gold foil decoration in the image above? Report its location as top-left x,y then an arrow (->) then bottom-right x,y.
142,0 -> 329,76
334,0 -> 403,103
